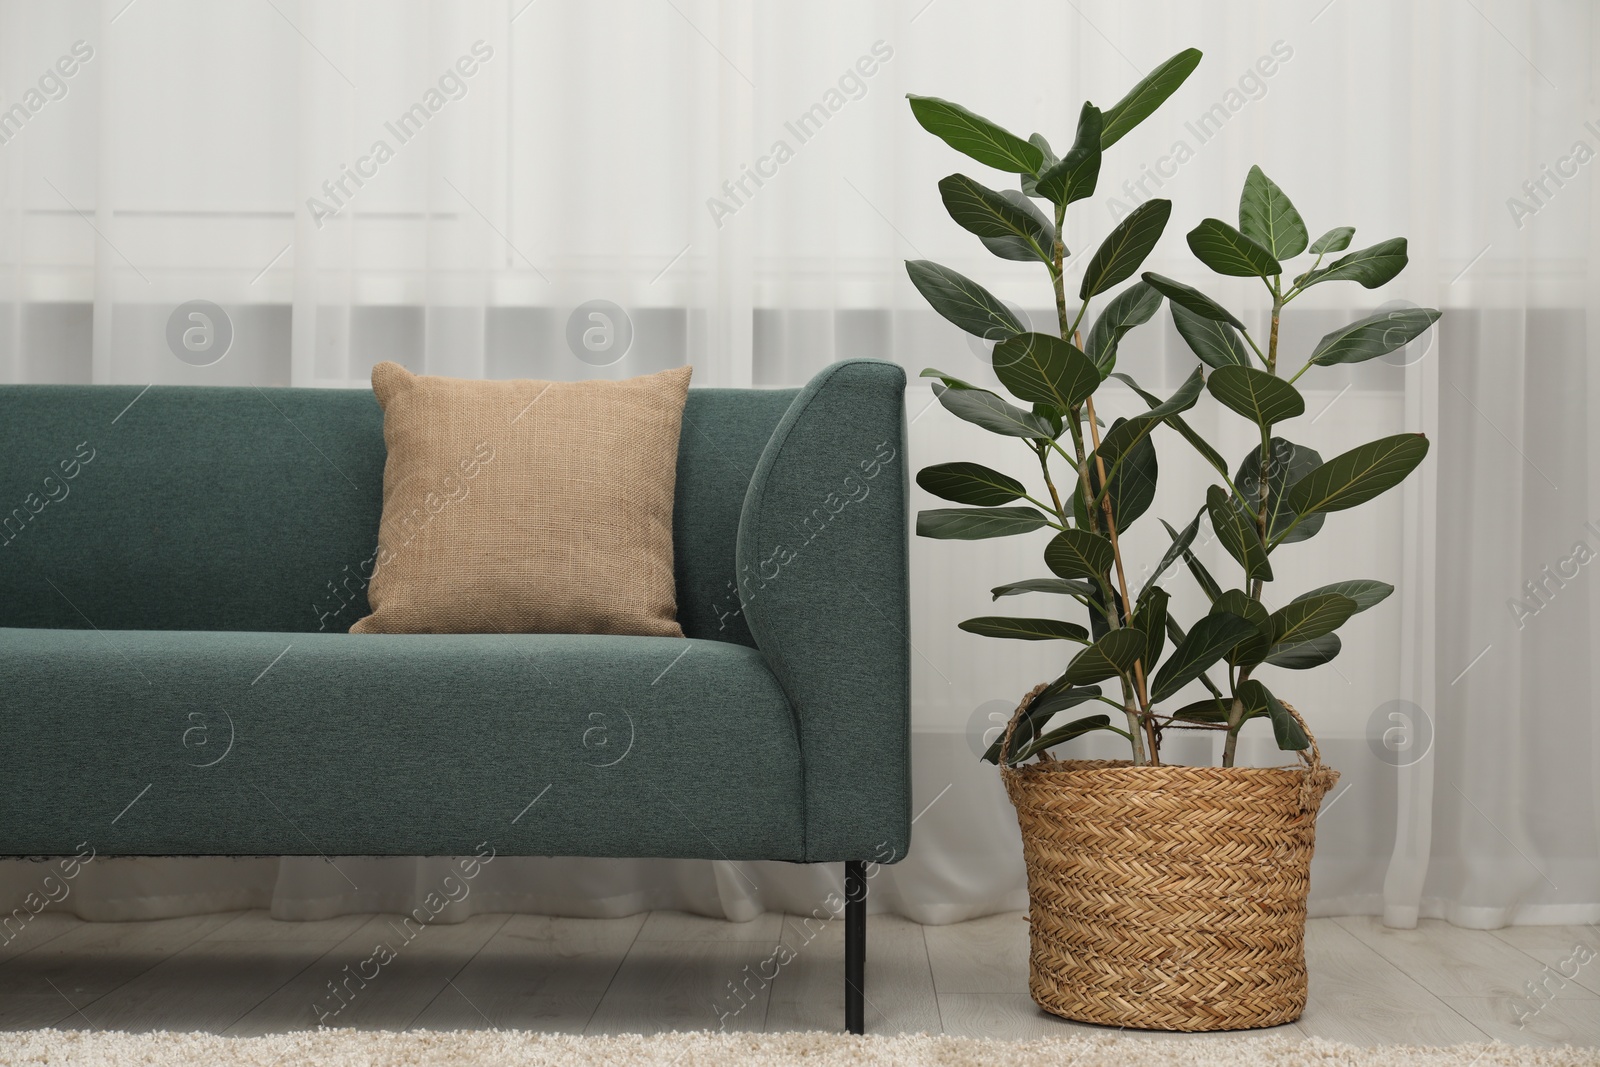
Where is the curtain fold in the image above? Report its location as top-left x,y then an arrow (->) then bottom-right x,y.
0,0 -> 1596,928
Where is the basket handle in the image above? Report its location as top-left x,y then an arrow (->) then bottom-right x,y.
998,682 -> 1052,766
1278,699 -> 1335,811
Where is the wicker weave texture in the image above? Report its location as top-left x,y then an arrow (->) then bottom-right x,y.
1000,704 -> 1337,1031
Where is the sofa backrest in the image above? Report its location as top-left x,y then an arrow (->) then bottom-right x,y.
0,383 -> 797,643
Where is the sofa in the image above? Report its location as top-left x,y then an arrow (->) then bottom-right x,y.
0,358 -> 910,1034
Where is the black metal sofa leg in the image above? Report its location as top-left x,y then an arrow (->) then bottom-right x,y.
844,860 -> 866,1034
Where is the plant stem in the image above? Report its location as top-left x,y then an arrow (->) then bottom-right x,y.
1051,206 -> 1069,337
1032,444 -> 1066,520
1068,296 -> 1090,339
1225,290 -> 1285,770
1267,292 -> 1281,374
1241,328 -> 1270,368
1083,390 -> 1158,765
1045,207 -> 1150,764
1222,694 -> 1245,766
1067,381 -> 1138,756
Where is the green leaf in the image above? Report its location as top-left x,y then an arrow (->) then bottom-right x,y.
1238,166 -> 1308,259
1292,580 -> 1393,614
959,616 -> 1090,641
1268,703 -> 1309,750
916,461 -> 1027,506
1160,616 -> 1226,700
1300,237 -> 1408,289
1150,611 -> 1258,701
1187,218 -> 1281,278
1080,200 -> 1172,299
1207,484 -> 1272,581
1233,438 -> 1325,545
1213,588 -> 1271,667
1141,272 -> 1244,328
977,191 -> 1057,262
905,260 -> 1025,341
1232,677 -> 1273,719
1132,586 -> 1169,671
1112,371 -> 1229,477
1076,367 -> 1201,532
988,685 -> 1103,763
1100,47 -> 1203,148
1212,589 -> 1268,625
1160,515 -> 1222,602
1031,675 -> 1102,711
938,174 -> 1046,241
1236,679 -> 1307,750
1268,593 -> 1358,648
1085,281 -> 1163,373
992,577 -> 1099,599
917,506 -> 1049,540
1035,104 -> 1102,206
1033,404 -> 1065,438
1140,505 -> 1203,599
1075,418 -> 1158,531
991,332 -> 1101,409
1106,366 -> 1205,433
938,175 -> 1053,265
1310,307 -> 1441,366
919,367 -> 981,390
1065,628 -> 1147,685
1283,433 -> 1431,517
1171,697 -> 1231,723
906,95 -> 1044,173
1172,303 -> 1250,369
1207,366 -> 1305,426
1044,528 -> 1114,580
1008,714 -> 1114,764
1308,226 -> 1355,255
1265,632 -> 1341,668
1089,368 -> 1205,489
1018,134 -> 1057,197
934,383 -> 1055,438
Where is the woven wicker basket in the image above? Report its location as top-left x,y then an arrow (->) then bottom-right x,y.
999,686 -> 1339,1032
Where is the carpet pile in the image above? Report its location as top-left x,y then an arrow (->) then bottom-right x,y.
0,1030 -> 1596,1066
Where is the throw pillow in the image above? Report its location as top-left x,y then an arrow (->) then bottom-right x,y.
350,362 -> 691,636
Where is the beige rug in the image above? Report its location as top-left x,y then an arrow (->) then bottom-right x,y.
0,1030 -> 1595,1066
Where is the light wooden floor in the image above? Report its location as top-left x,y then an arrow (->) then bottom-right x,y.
0,910 -> 1596,1046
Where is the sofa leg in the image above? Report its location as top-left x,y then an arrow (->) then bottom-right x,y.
844,860 -> 866,1034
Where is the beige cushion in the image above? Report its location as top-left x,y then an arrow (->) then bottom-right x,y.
351,362 -> 692,636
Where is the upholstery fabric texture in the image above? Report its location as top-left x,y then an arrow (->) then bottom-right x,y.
0,382 -> 796,640
0,360 -> 908,865
0,627 -> 803,859
353,362 -> 692,636
737,360 -> 910,862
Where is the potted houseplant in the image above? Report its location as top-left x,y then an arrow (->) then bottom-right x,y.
906,50 -> 1438,1031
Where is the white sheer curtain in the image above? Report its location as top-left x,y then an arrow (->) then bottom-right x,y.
1,0 -> 1596,929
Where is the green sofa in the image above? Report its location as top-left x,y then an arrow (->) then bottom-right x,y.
0,358 -> 910,1033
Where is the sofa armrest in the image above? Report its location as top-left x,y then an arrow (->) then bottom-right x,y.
736,359 -> 909,864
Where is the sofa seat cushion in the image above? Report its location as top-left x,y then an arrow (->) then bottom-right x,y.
0,629 -> 804,860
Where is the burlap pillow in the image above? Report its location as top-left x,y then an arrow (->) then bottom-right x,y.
351,362 -> 691,636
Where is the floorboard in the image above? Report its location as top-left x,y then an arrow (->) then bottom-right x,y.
765,913 -> 940,1035
1489,924 -> 1600,998
1334,916 -> 1590,1001
585,939 -> 778,1035
223,913 -> 506,1035
0,907 -> 1587,1049
413,914 -> 643,1032
1298,918 -> 1488,1045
